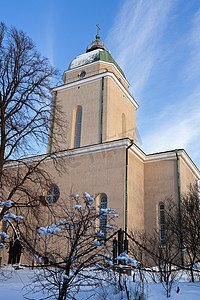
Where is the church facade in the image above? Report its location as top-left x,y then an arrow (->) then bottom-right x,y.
1,33 -> 200,265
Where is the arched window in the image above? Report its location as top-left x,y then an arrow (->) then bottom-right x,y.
159,204 -> 166,246
100,194 -> 107,239
122,113 -> 126,138
74,106 -> 82,148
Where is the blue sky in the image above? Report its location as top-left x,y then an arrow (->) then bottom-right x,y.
1,0 -> 200,169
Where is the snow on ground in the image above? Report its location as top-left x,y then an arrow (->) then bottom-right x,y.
0,265 -> 200,299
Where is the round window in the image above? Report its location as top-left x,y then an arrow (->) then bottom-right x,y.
45,184 -> 60,205
79,70 -> 86,78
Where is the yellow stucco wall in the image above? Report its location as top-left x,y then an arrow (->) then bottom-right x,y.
144,156 -> 198,234
44,147 -> 126,230
179,157 -> 198,194
144,159 -> 178,234
128,151 -> 144,232
52,79 -> 102,150
105,77 -> 137,143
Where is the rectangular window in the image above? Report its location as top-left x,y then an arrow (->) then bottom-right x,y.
159,204 -> 166,246
99,195 -> 107,239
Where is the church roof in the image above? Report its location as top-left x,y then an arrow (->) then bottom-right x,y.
68,28 -> 125,78
68,49 -> 125,78
68,32 -> 126,80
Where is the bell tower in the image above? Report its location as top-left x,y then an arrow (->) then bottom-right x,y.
49,29 -> 139,152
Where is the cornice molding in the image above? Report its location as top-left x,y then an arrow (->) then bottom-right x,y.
145,151 -> 177,162
64,60 -> 130,87
5,139 -> 131,169
179,150 -> 200,180
129,144 -> 146,162
52,72 -> 139,110
4,139 -> 200,179
131,147 -> 200,180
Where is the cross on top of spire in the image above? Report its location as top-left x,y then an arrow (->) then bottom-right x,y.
96,24 -> 100,39
86,25 -> 108,53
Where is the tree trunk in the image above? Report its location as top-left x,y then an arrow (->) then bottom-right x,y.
0,93 -> 6,179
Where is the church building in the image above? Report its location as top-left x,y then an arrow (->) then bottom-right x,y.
45,30 -> 200,238
1,30 -> 200,265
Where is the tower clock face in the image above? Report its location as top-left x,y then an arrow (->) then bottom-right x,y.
45,184 -> 60,205
79,70 -> 86,78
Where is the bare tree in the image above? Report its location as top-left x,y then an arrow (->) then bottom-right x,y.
129,185 -> 200,295
26,193 -> 118,300
0,22 -> 65,258
179,184 -> 200,282
129,199 -> 181,298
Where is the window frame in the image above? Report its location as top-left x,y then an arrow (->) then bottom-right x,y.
74,106 -> 82,148
159,203 -> 166,247
99,194 -> 107,239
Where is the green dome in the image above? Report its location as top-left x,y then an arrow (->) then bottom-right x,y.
68,49 -> 125,79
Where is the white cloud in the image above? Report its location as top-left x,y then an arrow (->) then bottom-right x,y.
106,0 -> 174,99
185,8 -> 200,82
107,0 -> 200,167
142,91 -> 200,155
142,7 -> 200,166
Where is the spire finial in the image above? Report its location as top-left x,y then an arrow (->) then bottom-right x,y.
96,24 -> 100,39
